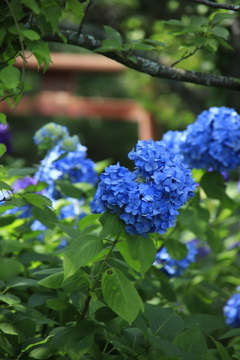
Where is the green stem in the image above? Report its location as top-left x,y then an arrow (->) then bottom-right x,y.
79,232 -> 121,320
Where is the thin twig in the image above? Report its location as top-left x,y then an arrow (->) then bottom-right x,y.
170,46 -> 202,67
77,0 -> 94,35
186,0 -> 240,11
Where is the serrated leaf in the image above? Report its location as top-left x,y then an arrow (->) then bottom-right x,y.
0,323 -> 19,337
0,143 -> 6,157
100,211 -> 126,238
33,205 -> 58,229
23,193 -> 52,209
32,42 -> 51,71
29,346 -> 55,359
149,307 -> 184,336
79,214 -> 101,232
56,223 -> 81,239
63,235 -> 103,279
165,239 -> 188,260
117,235 -> 156,277
0,113 -> 6,124
0,294 -> 21,305
103,25 -> 122,44
173,327 -> 208,355
6,276 -> 37,288
101,268 -> 144,324
38,271 -> 64,289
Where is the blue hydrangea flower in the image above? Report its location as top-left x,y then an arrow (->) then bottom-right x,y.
161,130 -> 186,156
179,107 -> 240,172
33,122 -> 69,148
12,177 -> 38,192
153,242 -> 197,277
92,140 -> 196,236
224,287 -> 240,327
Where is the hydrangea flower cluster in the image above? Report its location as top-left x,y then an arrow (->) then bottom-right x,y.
153,241 -> 197,277
162,107 -> 240,172
91,139 -> 196,236
224,287 -> 240,327
33,122 -> 69,148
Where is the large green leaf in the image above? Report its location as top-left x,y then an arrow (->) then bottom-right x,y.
0,294 -> 21,305
23,193 -> 52,209
29,346 -> 55,359
0,258 -> 22,281
56,223 -> 81,239
173,327 -> 208,355
0,66 -> 21,89
6,276 -> 37,288
209,336 -> 231,360
149,307 -> 184,336
38,271 -> 64,289
100,211 -> 126,238
63,235 -> 103,279
117,235 -> 156,277
102,268 -> 144,324
200,171 -> 226,200
165,239 -> 188,260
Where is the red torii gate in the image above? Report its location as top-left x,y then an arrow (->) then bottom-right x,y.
0,52 -> 155,140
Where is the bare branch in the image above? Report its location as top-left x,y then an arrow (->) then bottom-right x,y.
186,0 -> 240,11
43,30 -> 240,91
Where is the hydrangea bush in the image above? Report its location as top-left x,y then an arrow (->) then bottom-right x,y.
0,113 -> 240,359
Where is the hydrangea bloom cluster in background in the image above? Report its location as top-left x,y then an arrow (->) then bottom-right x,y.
153,241 -> 197,277
224,287 -> 240,327
91,139 -> 196,236
33,122 -> 69,149
161,107 -> 240,172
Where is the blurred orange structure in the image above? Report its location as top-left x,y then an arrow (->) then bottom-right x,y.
0,52 -> 155,140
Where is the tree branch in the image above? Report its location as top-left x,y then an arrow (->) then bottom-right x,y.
43,30 -> 240,91
186,0 -> 240,11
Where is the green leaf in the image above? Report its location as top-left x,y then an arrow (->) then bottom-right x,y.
117,235 -> 156,277
0,66 -> 21,89
206,228 -> 220,251
96,38 -> 122,52
94,306 -> 118,322
21,29 -> 40,40
209,336 -> 231,360
216,36 -> 234,51
56,223 -> 81,239
55,179 -> 82,198
29,346 -> 55,359
178,205 -> 209,237
149,307 -> 184,336
200,171 -> 226,200
0,113 -> 6,124
165,239 -> 188,260
220,328 -> 240,340
100,211 -> 126,237
0,143 -> 6,157
143,39 -> 166,47
38,271 -> 64,289
0,29 -> 6,46
0,334 -> 14,355
21,0 -> 40,14
185,314 -> 225,333
0,215 -> 16,227
23,193 -> 52,209
8,167 -> 36,177
63,235 -> 103,279
211,12 -> 238,25
209,27 -> 229,40
0,323 -> 19,337
103,25 -> 122,44
0,181 -> 13,191
32,42 -> 51,71
6,276 -> 37,288
150,336 -> 181,357
173,327 -> 208,355
33,206 -> 58,229
66,0 -> 84,22
79,214 -> 101,232
0,258 -> 22,281
102,268 -> 144,324
0,294 -> 21,305
46,299 -> 68,310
